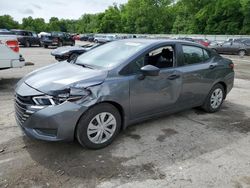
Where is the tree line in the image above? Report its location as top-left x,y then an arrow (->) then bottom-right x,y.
1,0 -> 250,35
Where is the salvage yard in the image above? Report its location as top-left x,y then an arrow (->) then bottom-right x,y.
1,43 -> 250,188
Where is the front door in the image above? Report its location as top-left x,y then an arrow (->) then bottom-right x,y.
127,45 -> 182,119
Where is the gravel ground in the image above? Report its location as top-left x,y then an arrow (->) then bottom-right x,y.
0,43 -> 250,188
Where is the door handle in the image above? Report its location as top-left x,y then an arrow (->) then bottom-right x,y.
209,64 -> 217,69
168,74 -> 180,80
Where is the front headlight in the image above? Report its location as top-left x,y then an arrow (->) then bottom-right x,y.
33,96 -> 55,106
32,88 -> 91,106
55,87 -> 91,104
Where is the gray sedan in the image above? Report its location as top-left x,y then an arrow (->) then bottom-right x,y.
15,39 -> 234,149
209,41 -> 250,56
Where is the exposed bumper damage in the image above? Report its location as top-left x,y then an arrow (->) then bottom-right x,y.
14,82 -> 103,141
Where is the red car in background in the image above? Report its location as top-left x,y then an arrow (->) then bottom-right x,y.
72,34 -> 80,41
194,39 -> 211,47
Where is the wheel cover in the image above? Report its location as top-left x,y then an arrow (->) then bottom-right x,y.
87,112 -> 117,144
239,50 -> 245,56
210,88 -> 223,109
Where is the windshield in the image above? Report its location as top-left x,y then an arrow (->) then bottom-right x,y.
76,41 -> 147,68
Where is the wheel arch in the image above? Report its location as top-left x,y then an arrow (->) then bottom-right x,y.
74,101 -> 126,139
214,81 -> 227,99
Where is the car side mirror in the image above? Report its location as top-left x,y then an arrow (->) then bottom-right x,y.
140,65 -> 160,76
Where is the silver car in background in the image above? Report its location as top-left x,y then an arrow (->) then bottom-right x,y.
15,39 -> 234,149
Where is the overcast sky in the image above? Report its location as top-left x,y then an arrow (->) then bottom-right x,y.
0,0 -> 128,23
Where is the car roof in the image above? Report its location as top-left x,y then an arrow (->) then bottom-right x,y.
10,29 -> 33,32
120,38 -> 205,47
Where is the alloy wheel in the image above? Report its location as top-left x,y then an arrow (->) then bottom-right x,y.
210,88 -> 223,109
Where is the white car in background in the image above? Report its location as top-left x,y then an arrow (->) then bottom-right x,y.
0,33 -> 25,70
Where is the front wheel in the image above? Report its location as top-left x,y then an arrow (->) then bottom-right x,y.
76,103 -> 121,149
68,53 -> 79,63
202,84 -> 225,113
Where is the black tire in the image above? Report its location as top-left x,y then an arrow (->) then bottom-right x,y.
68,53 -> 79,63
202,83 -> 225,113
25,40 -> 30,47
58,41 -> 63,47
238,50 -> 246,57
76,103 -> 121,149
43,44 -> 48,48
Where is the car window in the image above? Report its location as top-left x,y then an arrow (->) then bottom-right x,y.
120,45 -> 174,75
182,45 -> 208,65
147,46 -> 174,69
223,42 -> 232,46
203,49 -> 210,61
120,57 -> 145,75
32,32 -> 38,37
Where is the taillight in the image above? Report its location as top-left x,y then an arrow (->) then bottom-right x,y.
6,40 -> 19,53
229,63 -> 234,70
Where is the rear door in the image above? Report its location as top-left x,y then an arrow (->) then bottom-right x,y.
31,32 -> 40,45
175,44 -> 216,107
220,42 -> 233,54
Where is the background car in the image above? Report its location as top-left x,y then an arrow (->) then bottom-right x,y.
51,43 -> 103,62
10,29 -> 41,47
0,35 -> 25,69
193,38 -> 211,47
94,34 -> 117,43
40,32 -> 75,48
209,41 -> 250,56
79,34 -> 93,42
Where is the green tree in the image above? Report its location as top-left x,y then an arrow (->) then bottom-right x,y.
0,15 -> 19,29
48,17 -> 60,31
22,17 -> 47,32
99,5 -> 122,33
240,0 -> 250,34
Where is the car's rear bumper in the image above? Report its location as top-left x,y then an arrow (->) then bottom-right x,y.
11,55 -> 25,68
42,41 -> 58,46
225,71 -> 234,95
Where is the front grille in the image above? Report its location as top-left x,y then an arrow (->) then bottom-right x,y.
14,94 -> 35,126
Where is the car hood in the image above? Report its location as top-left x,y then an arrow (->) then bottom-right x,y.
23,62 -> 108,95
51,46 -> 85,55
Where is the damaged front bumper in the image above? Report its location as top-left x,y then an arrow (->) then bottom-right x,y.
14,83 -> 89,141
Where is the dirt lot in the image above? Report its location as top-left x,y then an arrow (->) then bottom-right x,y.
0,43 -> 250,188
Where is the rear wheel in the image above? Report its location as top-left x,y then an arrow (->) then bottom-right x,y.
202,84 -> 225,113
25,41 -> 30,47
58,41 -> 63,47
76,103 -> 121,149
238,50 -> 246,57
43,44 -> 48,48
